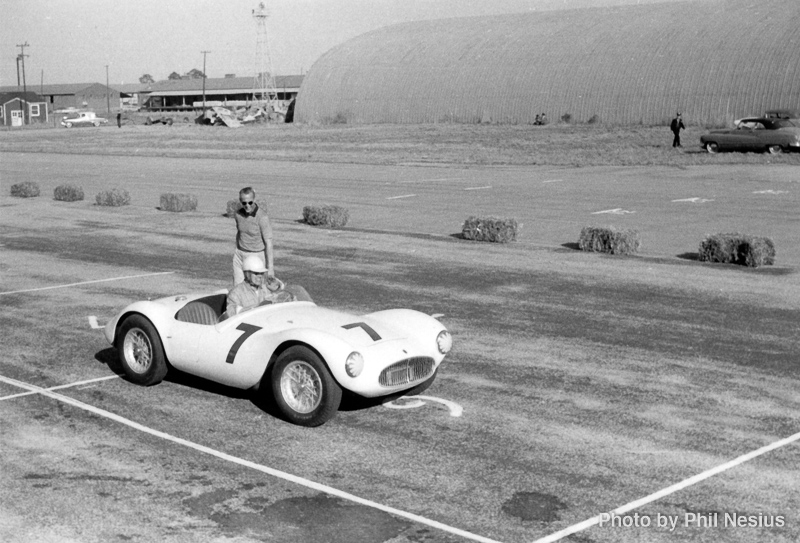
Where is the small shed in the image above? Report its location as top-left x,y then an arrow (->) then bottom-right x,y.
0,92 -> 49,126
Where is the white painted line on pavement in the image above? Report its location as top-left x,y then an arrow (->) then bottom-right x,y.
464,186 -> 492,191
383,395 -> 463,417
0,375 -> 503,543
0,375 -> 120,402
542,179 -> 563,183
531,430 -> 800,543
0,272 -> 175,296
672,197 -> 714,203
591,208 -> 635,215
386,194 -> 417,200
88,316 -> 104,329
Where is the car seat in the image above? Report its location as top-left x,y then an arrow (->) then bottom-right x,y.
175,294 -> 227,325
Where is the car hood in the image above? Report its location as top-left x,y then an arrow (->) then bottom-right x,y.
235,304 -> 411,347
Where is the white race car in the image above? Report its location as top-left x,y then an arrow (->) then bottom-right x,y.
104,284 -> 452,426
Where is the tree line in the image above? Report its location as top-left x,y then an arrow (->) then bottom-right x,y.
139,69 -> 205,84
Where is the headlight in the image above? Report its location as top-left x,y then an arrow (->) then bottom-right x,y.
436,330 -> 452,355
345,351 -> 364,378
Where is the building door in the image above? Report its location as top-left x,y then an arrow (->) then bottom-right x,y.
11,110 -> 23,127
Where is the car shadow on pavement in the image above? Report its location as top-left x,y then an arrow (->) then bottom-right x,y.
94,348 -> 125,376
94,348 -> 415,424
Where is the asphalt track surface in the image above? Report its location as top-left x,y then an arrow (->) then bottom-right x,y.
1,152 -> 799,543
2,152 -> 799,266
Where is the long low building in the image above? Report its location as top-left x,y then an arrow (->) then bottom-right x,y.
0,76 -> 304,116
0,83 -> 120,115
295,0 -> 799,126
140,75 -> 304,111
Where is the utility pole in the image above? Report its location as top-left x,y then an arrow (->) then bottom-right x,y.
105,64 -> 111,115
201,50 -> 210,114
17,42 -> 29,124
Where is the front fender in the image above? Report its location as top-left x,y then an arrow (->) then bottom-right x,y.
232,327 -> 355,389
104,300 -> 176,346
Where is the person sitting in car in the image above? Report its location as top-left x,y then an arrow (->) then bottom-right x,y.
226,256 -> 293,316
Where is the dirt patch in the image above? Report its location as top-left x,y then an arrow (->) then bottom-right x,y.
502,491 -> 568,522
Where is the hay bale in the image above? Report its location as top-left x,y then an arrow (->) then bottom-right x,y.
95,188 -> 131,207
160,192 -> 198,212
225,199 -> 268,218
53,184 -> 85,202
578,226 -> 641,255
303,204 -> 350,228
461,216 -> 519,243
10,181 -> 40,198
698,233 -> 775,267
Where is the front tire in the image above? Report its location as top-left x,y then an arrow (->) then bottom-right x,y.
271,346 -> 342,426
767,145 -> 782,155
116,315 -> 168,386
705,142 -> 719,153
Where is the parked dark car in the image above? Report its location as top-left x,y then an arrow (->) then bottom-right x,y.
700,117 -> 800,154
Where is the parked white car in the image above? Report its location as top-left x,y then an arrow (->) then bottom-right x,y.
104,284 -> 453,426
61,111 -> 108,128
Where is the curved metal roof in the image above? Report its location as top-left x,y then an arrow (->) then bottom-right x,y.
296,0 -> 800,125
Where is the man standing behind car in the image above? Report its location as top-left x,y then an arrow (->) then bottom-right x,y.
233,187 -> 274,285
670,112 -> 685,147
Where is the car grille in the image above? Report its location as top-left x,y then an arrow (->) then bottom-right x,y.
379,357 -> 435,387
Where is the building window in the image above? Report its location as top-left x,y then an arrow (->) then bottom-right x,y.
30,104 -> 40,116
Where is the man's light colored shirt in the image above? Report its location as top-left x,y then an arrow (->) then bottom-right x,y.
235,205 -> 272,253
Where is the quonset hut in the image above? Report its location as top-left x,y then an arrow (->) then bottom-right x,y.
295,0 -> 799,126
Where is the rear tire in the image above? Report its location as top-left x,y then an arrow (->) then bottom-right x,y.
705,142 -> 719,153
116,315 -> 168,386
65,122 -> 73,128
271,346 -> 342,426
767,145 -> 782,154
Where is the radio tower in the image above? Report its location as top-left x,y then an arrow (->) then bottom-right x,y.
252,2 -> 278,112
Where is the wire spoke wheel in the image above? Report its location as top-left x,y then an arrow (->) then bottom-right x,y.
280,360 -> 323,414
270,346 -> 342,426
115,315 -> 168,386
123,328 -> 153,374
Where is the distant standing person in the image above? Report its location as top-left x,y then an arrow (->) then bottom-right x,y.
670,112 -> 685,147
233,187 -> 274,285
116,112 -> 122,128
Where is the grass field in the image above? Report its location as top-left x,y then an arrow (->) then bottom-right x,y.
2,121 -> 800,167
1,125 -> 798,543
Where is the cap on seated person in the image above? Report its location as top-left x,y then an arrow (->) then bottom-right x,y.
242,255 -> 267,274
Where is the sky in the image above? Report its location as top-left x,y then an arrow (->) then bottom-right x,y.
1,0 -> 678,87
